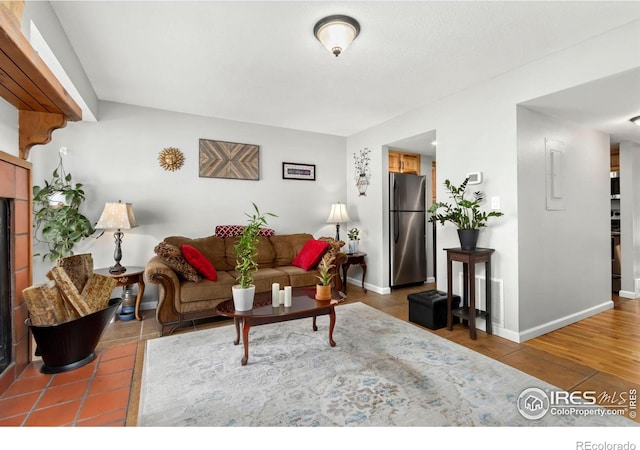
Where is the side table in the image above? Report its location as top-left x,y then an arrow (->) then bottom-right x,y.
341,252 -> 367,293
94,266 -> 146,321
445,248 -> 494,340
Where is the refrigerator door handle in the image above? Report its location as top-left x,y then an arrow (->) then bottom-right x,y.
394,213 -> 399,243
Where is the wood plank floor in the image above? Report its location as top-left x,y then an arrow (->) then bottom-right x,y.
12,281 -> 631,427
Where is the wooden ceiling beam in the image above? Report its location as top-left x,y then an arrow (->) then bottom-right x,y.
0,5 -> 82,159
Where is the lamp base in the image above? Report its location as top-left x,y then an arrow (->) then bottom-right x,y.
109,263 -> 126,274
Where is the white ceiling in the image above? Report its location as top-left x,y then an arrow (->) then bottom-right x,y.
50,1 -> 640,146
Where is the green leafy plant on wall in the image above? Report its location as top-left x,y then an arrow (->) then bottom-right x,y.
33,148 -> 94,262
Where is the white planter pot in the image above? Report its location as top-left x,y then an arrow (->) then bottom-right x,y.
232,285 -> 255,311
348,240 -> 359,254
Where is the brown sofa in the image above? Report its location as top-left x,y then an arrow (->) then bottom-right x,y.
145,232 -> 346,336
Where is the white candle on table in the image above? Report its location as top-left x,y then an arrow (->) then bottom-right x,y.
284,286 -> 292,307
272,283 -> 280,307
279,290 -> 285,305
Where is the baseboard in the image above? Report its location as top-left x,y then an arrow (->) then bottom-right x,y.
517,300 -> 614,342
618,290 -> 638,299
426,276 -> 435,283
139,300 -> 158,311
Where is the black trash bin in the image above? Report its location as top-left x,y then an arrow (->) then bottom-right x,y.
407,290 -> 460,330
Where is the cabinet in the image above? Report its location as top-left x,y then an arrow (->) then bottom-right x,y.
611,144 -> 619,172
389,150 -> 421,174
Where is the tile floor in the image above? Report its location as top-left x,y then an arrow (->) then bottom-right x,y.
0,342 -> 138,426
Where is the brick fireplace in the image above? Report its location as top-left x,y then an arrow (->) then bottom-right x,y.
0,151 -> 31,395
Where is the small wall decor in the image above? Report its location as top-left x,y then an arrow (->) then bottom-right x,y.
158,147 -> 185,171
545,138 -> 565,211
282,162 -> 316,180
353,147 -> 371,196
199,139 -> 259,180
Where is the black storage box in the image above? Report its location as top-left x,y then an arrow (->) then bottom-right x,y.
407,290 -> 461,330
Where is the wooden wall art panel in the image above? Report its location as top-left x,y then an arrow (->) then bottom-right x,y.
199,139 -> 259,180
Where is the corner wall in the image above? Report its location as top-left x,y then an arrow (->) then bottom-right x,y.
516,106 -> 611,340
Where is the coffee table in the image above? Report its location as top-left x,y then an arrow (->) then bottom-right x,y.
215,287 -> 341,366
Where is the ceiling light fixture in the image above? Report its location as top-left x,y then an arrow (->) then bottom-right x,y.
630,115 -> 640,126
314,15 -> 360,57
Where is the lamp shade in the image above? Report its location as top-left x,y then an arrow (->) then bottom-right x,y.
95,201 -> 137,230
326,203 -> 350,224
314,15 -> 360,57
630,115 -> 640,126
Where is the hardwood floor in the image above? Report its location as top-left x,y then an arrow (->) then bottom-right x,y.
2,282 -> 638,426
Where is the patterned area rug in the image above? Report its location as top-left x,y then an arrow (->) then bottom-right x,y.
138,302 -> 634,427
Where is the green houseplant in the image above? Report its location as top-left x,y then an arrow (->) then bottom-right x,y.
232,203 -> 276,310
347,227 -> 360,254
33,149 -> 94,262
314,254 -> 335,301
428,177 -> 503,250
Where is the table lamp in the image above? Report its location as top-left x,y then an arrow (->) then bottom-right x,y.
326,203 -> 350,241
95,200 -> 138,274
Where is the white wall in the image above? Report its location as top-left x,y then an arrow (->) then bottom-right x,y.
0,101 -> 17,157
346,20 -> 640,341
619,141 -> 640,297
516,106 -> 611,339
30,101 -> 346,305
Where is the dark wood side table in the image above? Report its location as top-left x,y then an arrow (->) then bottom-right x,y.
341,252 -> 367,293
445,248 -> 494,340
94,266 -> 146,321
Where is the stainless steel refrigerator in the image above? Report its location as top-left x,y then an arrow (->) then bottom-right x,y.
389,173 -> 427,287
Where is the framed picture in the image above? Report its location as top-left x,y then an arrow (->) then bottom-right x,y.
199,139 -> 260,180
282,162 -> 316,181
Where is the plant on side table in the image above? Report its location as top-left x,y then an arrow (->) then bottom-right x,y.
33,147 -> 94,262
427,177 -> 503,250
232,203 -> 276,311
347,227 -> 360,254
315,254 -> 335,301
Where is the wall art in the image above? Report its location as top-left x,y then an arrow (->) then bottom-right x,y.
199,139 -> 260,180
158,147 -> 185,171
282,162 -> 316,181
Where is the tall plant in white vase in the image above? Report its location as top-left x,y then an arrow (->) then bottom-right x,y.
232,203 -> 276,311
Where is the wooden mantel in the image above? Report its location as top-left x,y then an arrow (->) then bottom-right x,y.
0,5 -> 82,159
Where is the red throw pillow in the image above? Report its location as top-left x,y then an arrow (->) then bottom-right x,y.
292,239 -> 329,271
181,244 -> 218,281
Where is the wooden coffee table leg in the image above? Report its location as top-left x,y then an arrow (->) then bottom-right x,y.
233,318 -> 240,345
328,308 -> 336,347
241,319 -> 251,366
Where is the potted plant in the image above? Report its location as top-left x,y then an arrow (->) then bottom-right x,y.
314,254 -> 335,301
428,177 -> 503,250
33,148 -> 94,262
347,227 -> 360,254
232,203 -> 276,311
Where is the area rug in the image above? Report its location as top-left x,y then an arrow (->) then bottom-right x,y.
138,302 -> 634,427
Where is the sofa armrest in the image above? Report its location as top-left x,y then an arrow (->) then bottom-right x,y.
145,256 -> 182,330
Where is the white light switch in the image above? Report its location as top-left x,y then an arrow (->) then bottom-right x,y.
491,196 -> 500,210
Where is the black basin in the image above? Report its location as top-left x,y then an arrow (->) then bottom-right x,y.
26,298 -> 121,374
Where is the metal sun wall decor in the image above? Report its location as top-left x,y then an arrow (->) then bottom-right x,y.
199,139 -> 260,180
354,147 -> 371,196
158,147 -> 185,171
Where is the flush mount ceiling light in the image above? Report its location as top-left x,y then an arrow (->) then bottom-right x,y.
630,115 -> 640,126
314,15 -> 360,57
